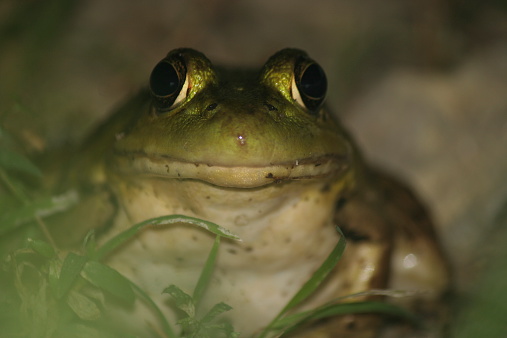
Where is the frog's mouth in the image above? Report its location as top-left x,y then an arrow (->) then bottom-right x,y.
112,152 -> 349,188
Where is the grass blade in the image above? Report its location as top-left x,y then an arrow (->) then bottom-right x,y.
129,281 -> 176,338
94,214 -> 240,260
193,235 -> 221,307
275,301 -> 420,335
0,148 -> 42,177
260,226 -> 346,337
58,252 -> 87,299
81,261 -> 135,305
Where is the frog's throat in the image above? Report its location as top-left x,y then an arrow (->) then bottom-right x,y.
111,152 -> 349,188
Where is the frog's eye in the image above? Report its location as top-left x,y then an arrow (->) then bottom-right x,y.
149,57 -> 189,110
292,61 -> 327,113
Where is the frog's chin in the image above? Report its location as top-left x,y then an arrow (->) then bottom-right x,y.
111,153 -> 349,188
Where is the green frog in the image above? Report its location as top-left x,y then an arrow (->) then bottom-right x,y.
49,48 -> 449,336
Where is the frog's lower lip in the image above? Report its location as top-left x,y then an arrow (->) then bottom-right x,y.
111,152 -> 349,188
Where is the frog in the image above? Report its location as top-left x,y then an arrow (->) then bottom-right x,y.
48,48 -> 450,337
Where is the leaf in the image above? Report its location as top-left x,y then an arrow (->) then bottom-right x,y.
193,235 -> 220,307
201,302 -> 233,324
209,322 -> 240,338
81,261 -> 135,305
66,289 -> 102,321
58,252 -> 88,299
163,284 -> 195,317
0,190 -> 79,236
0,148 -> 42,177
48,258 -> 62,297
27,238 -> 56,259
83,230 -> 97,257
94,214 -> 240,260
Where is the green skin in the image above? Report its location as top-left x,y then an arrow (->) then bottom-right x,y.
79,49 -> 353,188
53,49 -> 449,336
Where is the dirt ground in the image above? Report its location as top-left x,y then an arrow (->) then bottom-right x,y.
1,0 -> 507,336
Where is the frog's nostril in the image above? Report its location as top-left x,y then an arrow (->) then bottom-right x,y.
237,134 -> 247,146
206,103 -> 218,111
264,103 -> 278,111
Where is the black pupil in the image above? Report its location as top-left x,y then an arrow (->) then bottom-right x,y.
150,61 -> 180,97
300,63 -> 327,99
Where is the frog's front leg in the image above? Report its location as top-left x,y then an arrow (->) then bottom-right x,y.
293,194 -> 394,337
303,171 -> 450,337
48,184 -> 117,247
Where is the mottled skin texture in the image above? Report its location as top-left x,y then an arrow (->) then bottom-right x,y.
50,49 -> 449,336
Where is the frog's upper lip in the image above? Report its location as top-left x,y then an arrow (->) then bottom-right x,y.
111,151 -> 350,188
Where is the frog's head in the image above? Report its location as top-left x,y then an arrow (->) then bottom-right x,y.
112,48 -> 356,188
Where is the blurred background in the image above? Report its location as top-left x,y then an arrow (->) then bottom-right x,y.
1,0 -> 507,336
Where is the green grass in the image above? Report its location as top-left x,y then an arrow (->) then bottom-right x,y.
0,127 -> 417,337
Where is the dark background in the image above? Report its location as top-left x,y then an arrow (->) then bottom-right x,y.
1,0 -> 507,335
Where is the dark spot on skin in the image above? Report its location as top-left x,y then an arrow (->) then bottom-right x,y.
265,103 -> 278,111
176,257 -> 184,263
369,268 -> 388,288
206,103 -> 218,111
227,248 -> 237,255
346,319 -> 357,330
285,237 -> 291,243
194,163 -> 200,167
205,196 -> 210,199
244,246 -> 253,252
411,208 -> 427,222
192,235 -> 198,241
335,197 -> 348,210
315,163 -> 322,167
341,226 -> 371,242
320,184 -> 331,192
266,173 -> 274,178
